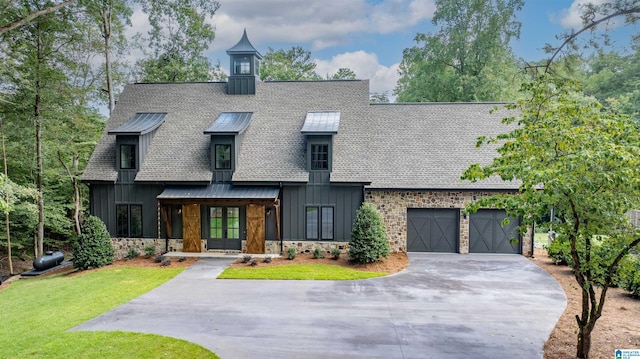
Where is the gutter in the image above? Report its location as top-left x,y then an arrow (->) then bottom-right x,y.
279,182 -> 284,255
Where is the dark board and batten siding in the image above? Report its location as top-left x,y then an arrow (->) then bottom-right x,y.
282,183 -> 363,242
90,183 -> 164,238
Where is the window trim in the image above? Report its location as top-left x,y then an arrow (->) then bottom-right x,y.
310,143 -> 329,171
116,204 -> 143,237
305,205 -> 334,240
120,144 -> 136,170
233,56 -> 251,75
214,144 -> 232,170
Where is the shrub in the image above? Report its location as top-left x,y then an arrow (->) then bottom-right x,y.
545,236 -> 572,265
263,256 -> 272,263
348,203 -> 390,264
619,255 -> 640,297
161,257 -> 171,266
73,215 -> 114,270
250,259 -> 258,267
126,247 -> 139,260
241,255 -> 252,263
313,247 -> 325,259
144,245 -> 156,257
286,247 -> 297,260
154,254 -> 164,263
331,248 -> 341,260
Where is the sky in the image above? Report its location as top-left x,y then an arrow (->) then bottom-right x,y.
129,0 -> 640,101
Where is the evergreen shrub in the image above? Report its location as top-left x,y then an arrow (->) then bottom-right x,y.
348,203 -> 390,264
73,215 -> 114,270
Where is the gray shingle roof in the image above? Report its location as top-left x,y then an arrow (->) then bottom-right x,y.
83,80 -> 518,190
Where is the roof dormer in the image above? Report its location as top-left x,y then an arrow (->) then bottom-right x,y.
226,30 -> 262,95
204,112 -> 253,182
301,111 -> 340,172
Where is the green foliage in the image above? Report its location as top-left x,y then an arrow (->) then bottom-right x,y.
144,244 -> 156,257
462,75 -> 640,358
286,246 -> 297,260
242,254 -> 252,263
126,247 -> 139,260
545,237 -> 572,265
349,203 -> 390,264
395,0 -> 524,102
260,46 -> 321,81
313,247 -> 325,259
137,0 -> 220,82
73,215 -> 114,270
331,248 -> 341,260
329,68 -> 356,80
618,255 -> 640,297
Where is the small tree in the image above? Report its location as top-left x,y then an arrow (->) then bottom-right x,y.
73,215 -> 114,270
462,76 -> 640,359
349,203 -> 390,264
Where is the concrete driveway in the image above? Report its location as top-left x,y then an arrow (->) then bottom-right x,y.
72,253 -> 565,359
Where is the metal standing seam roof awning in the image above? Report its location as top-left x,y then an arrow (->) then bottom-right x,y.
108,113 -> 167,135
301,111 -> 340,135
157,183 -> 279,201
204,112 -> 253,135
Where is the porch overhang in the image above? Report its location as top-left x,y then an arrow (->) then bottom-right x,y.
157,183 -> 279,205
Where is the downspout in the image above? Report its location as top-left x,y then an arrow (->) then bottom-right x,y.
279,182 -> 283,255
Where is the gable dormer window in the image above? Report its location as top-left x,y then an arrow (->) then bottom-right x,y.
301,111 -> 340,172
120,144 -> 136,169
310,144 -> 329,170
215,144 -> 232,170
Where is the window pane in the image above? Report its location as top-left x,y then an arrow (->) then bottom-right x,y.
234,57 -> 251,75
310,144 -> 328,170
116,205 -> 128,237
227,207 -> 239,239
210,207 -> 223,238
321,207 -> 334,240
130,205 -> 142,237
215,144 -> 231,170
120,145 -> 135,169
306,207 -> 318,239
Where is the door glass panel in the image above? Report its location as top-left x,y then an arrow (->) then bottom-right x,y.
227,207 -> 240,239
210,207 -> 223,238
116,204 -> 128,237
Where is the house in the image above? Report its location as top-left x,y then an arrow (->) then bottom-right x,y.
82,31 -> 532,259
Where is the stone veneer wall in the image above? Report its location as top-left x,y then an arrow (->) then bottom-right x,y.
365,190 -> 533,256
263,240 -> 349,255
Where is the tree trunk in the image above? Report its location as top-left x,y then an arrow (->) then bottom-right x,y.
101,7 -> 115,115
72,154 -> 80,235
1,121 -> 12,274
576,321 -> 592,358
35,35 -> 44,258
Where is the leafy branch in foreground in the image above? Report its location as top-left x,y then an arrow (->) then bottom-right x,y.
462,76 -> 640,359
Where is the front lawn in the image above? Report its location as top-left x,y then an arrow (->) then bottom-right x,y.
0,266 -> 218,359
218,263 -> 386,280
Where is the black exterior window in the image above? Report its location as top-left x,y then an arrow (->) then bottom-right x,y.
120,144 -> 136,169
310,144 -> 328,170
116,204 -> 142,237
305,206 -> 334,240
233,57 -> 251,75
215,144 -> 231,169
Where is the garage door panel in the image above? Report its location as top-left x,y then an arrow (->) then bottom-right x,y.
469,210 -> 521,254
407,209 -> 458,252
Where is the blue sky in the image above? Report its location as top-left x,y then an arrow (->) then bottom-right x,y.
128,0 -> 640,99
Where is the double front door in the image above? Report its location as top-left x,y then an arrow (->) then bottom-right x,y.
208,206 -> 242,250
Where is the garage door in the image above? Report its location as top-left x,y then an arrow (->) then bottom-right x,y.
407,209 -> 458,252
469,210 -> 521,254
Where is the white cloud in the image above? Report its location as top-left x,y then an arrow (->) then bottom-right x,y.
314,51 -> 400,101
211,0 -> 435,51
552,0 -> 608,29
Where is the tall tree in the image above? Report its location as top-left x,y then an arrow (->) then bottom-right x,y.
395,0 -> 524,102
329,67 -> 356,80
463,76 -> 640,359
260,46 -> 321,81
136,0 -> 220,82
0,0 -> 76,35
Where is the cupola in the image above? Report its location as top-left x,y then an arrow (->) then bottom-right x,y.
226,29 -> 262,95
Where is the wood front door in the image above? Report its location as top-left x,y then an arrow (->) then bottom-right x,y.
182,204 -> 201,252
246,204 -> 265,254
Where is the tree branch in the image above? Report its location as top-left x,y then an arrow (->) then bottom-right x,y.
0,0 -> 76,35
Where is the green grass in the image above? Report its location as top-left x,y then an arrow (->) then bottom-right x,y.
217,263 -> 386,280
0,266 -> 219,359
